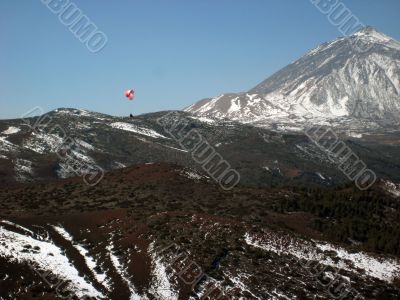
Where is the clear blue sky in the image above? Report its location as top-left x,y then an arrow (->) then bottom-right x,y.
1,0 -> 399,119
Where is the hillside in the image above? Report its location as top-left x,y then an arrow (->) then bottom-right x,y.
1,163 -> 399,299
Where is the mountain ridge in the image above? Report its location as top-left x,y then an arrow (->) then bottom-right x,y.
185,26 -> 400,130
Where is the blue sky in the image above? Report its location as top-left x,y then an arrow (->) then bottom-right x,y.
1,0 -> 399,119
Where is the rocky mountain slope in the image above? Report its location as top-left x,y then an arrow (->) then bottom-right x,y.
185,27 -> 400,131
1,163 -> 399,299
1,108 -> 400,189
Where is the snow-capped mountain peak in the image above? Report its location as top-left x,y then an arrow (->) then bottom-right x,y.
185,27 -> 400,131
352,26 -> 400,51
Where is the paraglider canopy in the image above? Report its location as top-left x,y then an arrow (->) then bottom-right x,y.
124,89 -> 135,100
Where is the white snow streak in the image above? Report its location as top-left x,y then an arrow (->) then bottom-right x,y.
110,122 -> 169,139
2,126 -> 20,135
53,225 -> 111,291
106,240 -> 142,300
0,225 -> 104,299
148,242 -> 178,300
245,233 -> 400,283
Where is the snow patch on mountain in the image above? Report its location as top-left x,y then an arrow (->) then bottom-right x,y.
161,144 -> 188,153
70,150 -> 95,164
113,161 -> 126,169
0,225 -> 104,299
107,240 -> 142,300
382,179 -> 400,197
148,242 -> 178,300
188,116 -> 216,124
353,27 -> 400,51
110,122 -> 169,139
0,220 -> 35,237
0,136 -> 18,152
346,132 -> 363,138
316,242 -> 400,282
180,169 -> 207,180
76,139 -> 95,151
53,225 -> 112,291
2,126 -> 21,135
14,159 -> 33,181
23,132 -> 64,154
245,232 -> 400,283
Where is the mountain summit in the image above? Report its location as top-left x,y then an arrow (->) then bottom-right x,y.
185,27 -> 400,130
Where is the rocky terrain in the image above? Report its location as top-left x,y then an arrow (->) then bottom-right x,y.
1,163 -> 400,299
1,108 -> 400,190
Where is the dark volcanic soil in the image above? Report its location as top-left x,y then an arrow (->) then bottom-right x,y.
0,163 -> 399,299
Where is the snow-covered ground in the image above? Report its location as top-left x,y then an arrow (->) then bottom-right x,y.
189,116 -> 216,124
180,169 -> 207,180
110,122 -> 169,139
53,225 -> 112,291
0,219 -> 186,299
23,132 -> 64,154
316,242 -> 400,282
0,220 -> 35,237
107,239 -> 142,300
2,126 -> 21,135
382,179 -> 400,197
0,224 -> 104,299
161,144 -> 188,152
14,159 -> 33,181
0,136 -> 18,152
346,132 -> 363,138
148,242 -> 179,300
245,232 -> 400,283
75,139 -> 95,151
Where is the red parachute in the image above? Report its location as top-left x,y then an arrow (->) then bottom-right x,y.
124,89 -> 135,100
